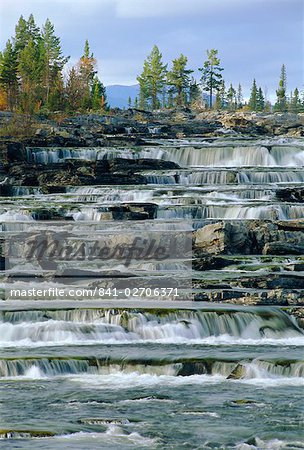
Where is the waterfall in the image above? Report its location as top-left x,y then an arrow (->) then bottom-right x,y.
0,308 -> 302,347
238,170 -> 304,184
156,204 -> 290,220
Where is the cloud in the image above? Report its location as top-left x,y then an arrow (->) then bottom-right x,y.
113,0 -> 291,18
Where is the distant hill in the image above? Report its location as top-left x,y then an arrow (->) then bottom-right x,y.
106,84 -> 139,108
106,84 -> 211,109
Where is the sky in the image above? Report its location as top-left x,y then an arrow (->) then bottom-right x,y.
0,0 -> 303,100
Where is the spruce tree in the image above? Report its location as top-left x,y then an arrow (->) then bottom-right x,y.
18,38 -> 44,112
189,78 -> 201,105
137,45 -> 167,110
91,76 -> 107,111
66,67 -> 82,111
0,40 -> 18,110
41,18 -> 69,105
167,54 -> 193,106
128,96 -> 132,108
274,64 -> 287,112
289,87 -> 301,113
248,79 -> 258,111
214,79 -> 226,110
256,87 -> 265,111
199,49 -> 223,108
236,83 -> 243,109
14,14 -> 40,56
227,83 -> 236,110
78,39 -> 97,109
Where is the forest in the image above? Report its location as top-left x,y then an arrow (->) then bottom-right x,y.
0,14 -> 303,115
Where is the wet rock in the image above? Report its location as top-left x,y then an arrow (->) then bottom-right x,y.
276,188 -> 304,202
110,203 -> 157,220
0,429 -> 55,439
227,363 -> 246,379
263,242 -> 304,255
194,222 -> 226,254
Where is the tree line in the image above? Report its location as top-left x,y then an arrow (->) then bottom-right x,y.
136,46 -> 303,113
0,15 -> 303,114
0,14 -> 107,114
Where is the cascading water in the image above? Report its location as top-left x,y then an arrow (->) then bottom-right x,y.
1,136 -> 304,449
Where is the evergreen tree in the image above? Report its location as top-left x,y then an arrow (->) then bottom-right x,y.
41,18 -> 69,105
256,87 -> 265,111
274,64 -> 287,112
13,14 -> 40,56
0,40 -> 18,110
227,83 -> 236,110
289,87 -> 302,113
134,96 -> 138,109
214,79 -> 226,110
236,83 -> 243,109
78,39 -> 97,109
128,96 -> 132,108
199,49 -> 223,108
18,38 -> 44,112
189,78 -> 201,104
248,79 -> 258,111
137,61 -> 149,109
13,14 -> 43,112
91,76 -> 107,111
167,54 -> 193,106
48,73 -> 65,111
137,45 -> 167,110
65,67 -> 82,111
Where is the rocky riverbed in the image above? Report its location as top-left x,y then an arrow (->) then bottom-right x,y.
0,110 -> 304,449
1,110 -> 304,307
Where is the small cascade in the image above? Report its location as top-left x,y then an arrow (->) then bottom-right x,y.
0,357 -> 303,380
243,360 -> 304,379
238,170 -> 304,184
0,358 -> 96,378
180,171 -> 230,185
0,308 -> 302,347
67,186 -> 155,203
145,174 -> 178,184
157,204 -> 290,220
0,210 -> 34,222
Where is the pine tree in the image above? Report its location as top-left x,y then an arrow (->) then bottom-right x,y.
167,54 -> 193,106
274,64 -> 287,112
227,83 -> 236,110
128,96 -> 132,108
199,49 -> 224,108
236,83 -> 243,109
134,97 -> 139,109
41,18 -> 69,105
137,45 -> 167,110
248,79 -> 258,111
0,40 -> 18,110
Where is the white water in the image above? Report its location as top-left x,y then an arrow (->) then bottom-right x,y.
26,143 -> 304,167
0,309 -> 302,347
157,204 -> 304,220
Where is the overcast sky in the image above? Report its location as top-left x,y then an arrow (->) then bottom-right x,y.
0,0 -> 303,99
